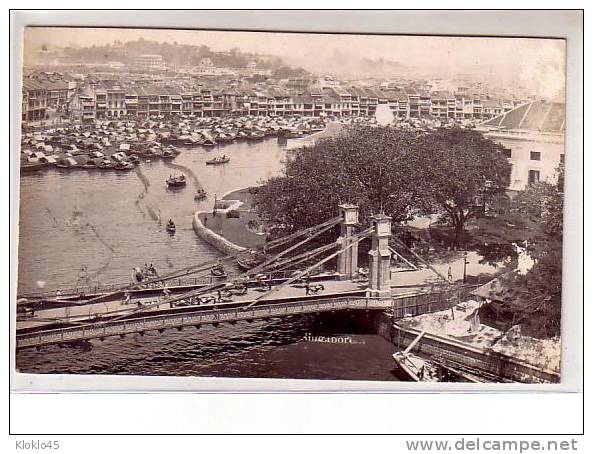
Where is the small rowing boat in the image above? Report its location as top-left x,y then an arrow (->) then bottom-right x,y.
166,173 -> 186,187
194,188 -> 207,201
205,155 -> 230,165
166,219 -> 176,233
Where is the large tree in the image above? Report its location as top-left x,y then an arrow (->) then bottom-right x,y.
496,166 -> 564,337
412,128 -> 512,246
252,126 -> 420,238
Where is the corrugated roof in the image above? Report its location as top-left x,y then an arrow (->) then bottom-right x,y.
481,100 -> 565,132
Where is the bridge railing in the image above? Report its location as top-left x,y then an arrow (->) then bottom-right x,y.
390,285 -> 478,319
17,295 -> 388,348
16,286 -> 478,349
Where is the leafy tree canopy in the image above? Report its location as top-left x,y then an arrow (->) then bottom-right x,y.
254,126 -> 511,247
412,128 -> 512,245
252,126 -> 420,237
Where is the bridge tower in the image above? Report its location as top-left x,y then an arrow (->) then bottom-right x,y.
337,204 -> 359,280
368,213 -> 392,297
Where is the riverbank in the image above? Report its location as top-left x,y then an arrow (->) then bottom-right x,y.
194,187 -> 266,253
398,299 -> 561,374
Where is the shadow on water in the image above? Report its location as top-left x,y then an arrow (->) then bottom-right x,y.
65,207 -> 118,280
134,166 -> 161,225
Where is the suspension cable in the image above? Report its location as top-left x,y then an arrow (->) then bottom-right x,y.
76,255 -> 234,305
264,216 -> 341,250
244,226 -> 374,308
264,241 -> 338,272
391,237 -> 448,282
388,246 -> 418,270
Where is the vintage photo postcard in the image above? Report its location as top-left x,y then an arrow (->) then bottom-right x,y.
14,25 -> 568,386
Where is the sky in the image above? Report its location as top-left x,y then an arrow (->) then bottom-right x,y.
23,27 -> 566,99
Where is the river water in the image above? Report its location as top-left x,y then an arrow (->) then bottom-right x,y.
16,138 -> 400,381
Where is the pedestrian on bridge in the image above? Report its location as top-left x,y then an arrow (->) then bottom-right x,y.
162,286 -> 171,308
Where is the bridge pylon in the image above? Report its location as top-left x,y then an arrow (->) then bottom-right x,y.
368,213 -> 392,297
337,204 -> 359,280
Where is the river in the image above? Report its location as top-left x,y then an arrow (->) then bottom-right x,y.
16,137 -> 400,381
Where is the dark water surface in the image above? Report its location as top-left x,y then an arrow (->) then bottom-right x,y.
16,138 -> 399,381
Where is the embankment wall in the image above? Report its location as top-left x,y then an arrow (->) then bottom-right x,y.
192,211 -> 247,256
370,311 -> 560,384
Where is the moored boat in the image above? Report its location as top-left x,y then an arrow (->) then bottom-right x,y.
20,162 -> 47,172
236,250 -> 266,271
113,161 -> 135,171
200,137 -> 217,147
246,131 -> 265,141
391,330 -> 484,382
210,264 -> 228,278
161,149 -> 176,159
392,351 -> 441,382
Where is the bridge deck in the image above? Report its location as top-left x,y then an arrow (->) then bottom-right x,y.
16,286 -> 476,350
17,279 -> 371,331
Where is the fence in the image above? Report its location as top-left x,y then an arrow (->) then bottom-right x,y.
390,285 -> 477,319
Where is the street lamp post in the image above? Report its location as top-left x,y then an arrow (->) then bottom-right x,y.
463,251 -> 469,284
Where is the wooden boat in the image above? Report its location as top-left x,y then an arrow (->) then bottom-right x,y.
216,133 -> 235,143
166,219 -> 176,233
236,250 -> 266,271
392,351 -> 441,382
210,265 -> 228,278
161,149 -> 176,159
183,137 -> 201,146
194,189 -> 207,201
283,130 -> 304,138
20,162 -> 46,172
200,137 -> 217,147
166,174 -> 186,187
246,131 -> 265,141
113,161 -> 135,171
391,330 -> 485,382
205,155 -> 230,165
97,160 -> 114,169
391,330 -> 438,381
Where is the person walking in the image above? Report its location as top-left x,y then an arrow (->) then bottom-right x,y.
162,286 -> 171,309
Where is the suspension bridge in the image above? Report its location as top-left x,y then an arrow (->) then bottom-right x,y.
16,205 -> 472,350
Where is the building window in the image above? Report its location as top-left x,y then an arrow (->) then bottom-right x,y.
560,154 -> 565,164
502,148 -> 512,158
528,170 -> 540,185
530,151 -> 541,161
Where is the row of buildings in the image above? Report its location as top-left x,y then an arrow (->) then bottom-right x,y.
21,67 -> 539,126
21,72 -> 79,122
60,82 -> 528,123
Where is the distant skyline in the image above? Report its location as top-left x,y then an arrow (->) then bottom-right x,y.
24,27 -> 566,99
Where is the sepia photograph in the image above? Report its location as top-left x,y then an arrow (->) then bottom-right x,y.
14,24 -> 568,386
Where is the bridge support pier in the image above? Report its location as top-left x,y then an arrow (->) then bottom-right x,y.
337,204 -> 359,280
368,213 -> 392,297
